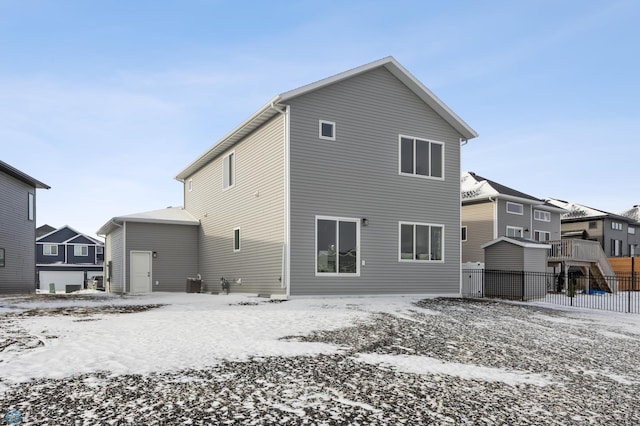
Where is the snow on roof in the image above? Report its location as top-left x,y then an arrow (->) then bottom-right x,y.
461,172 -> 546,204
620,205 -> 640,222
545,198 -> 613,220
97,207 -> 199,235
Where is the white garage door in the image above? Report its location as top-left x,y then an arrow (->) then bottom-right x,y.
39,271 -> 84,292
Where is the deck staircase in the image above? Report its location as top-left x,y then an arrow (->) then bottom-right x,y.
547,239 -> 617,293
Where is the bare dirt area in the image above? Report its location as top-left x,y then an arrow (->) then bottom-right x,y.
1,296 -> 639,425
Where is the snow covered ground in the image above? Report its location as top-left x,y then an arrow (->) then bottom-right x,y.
1,292 -> 639,424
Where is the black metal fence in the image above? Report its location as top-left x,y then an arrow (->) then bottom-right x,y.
462,269 -> 640,314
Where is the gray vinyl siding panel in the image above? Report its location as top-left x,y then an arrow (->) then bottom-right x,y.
461,201 -> 494,263
287,67 -> 463,296
124,222 -> 198,292
485,242 -> 524,271
185,115 -> 286,295
106,228 -> 124,293
523,248 -> 548,273
0,173 -> 36,293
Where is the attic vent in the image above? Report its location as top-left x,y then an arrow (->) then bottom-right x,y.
564,207 -> 587,218
461,189 -> 481,199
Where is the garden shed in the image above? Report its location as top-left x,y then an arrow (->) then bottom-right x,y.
480,236 -> 551,300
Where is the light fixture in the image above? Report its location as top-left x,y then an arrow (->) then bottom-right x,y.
362,218 -> 369,227
152,251 -> 158,258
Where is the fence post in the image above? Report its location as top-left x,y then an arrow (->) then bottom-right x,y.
631,257 -> 635,314
521,271 -> 525,301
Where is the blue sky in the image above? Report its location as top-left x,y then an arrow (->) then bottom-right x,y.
1,0 -> 638,237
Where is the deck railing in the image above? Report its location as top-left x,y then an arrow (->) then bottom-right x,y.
547,239 -> 615,277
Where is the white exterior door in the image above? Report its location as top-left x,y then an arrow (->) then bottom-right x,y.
130,251 -> 152,293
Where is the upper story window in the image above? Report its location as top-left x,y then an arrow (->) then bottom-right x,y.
43,244 -> 58,256
611,222 -> 623,231
74,245 -> 88,257
0,248 -> 5,267
534,210 -> 550,222
97,246 -> 104,254
399,136 -> 443,179
461,226 -> 467,242
223,152 -> 235,190
629,227 -> 636,235
28,193 -> 34,221
188,179 -> 193,192
506,202 -> 523,215
589,221 -> 598,229
233,227 -> 241,252
319,120 -> 336,141
399,222 -> 444,262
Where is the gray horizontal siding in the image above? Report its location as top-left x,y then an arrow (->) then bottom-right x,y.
0,172 -> 36,293
485,242 -> 524,271
124,222 -> 199,292
106,228 -> 124,293
185,114 -> 286,295
288,67 -> 464,295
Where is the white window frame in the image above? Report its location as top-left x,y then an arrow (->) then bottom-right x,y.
223,151 -> 235,190
611,221 -> 623,231
611,239 -> 622,256
398,222 -> 445,263
233,227 -> 241,252
319,120 -> 336,141
398,135 -> 444,180
461,226 -> 467,242
506,202 -> 523,215
629,227 -> 636,235
534,230 -> 551,242
74,245 -> 88,257
315,215 -> 360,277
28,192 -> 34,221
188,179 -> 193,192
506,226 -> 524,238
534,210 -> 550,222
43,244 -> 58,256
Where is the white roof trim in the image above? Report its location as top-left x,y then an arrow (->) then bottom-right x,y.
175,56 -> 477,181
97,207 -> 200,236
481,236 -> 551,250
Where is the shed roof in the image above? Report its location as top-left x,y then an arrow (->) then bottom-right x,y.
0,159 -> 50,189
175,56 -> 478,181
481,236 -> 551,250
97,207 -> 200,236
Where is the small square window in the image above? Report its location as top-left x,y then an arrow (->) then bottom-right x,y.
589,221 -> 597,229
319,120 -> 336,140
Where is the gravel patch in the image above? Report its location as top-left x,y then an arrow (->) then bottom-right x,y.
1,297 -> 640,424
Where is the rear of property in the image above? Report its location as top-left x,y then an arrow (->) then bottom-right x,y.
101,57 -> 477,297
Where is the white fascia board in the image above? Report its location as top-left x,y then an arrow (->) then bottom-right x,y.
481,236 -> 551,250
175,96 -> 281,181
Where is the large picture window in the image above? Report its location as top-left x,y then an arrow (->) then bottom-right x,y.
223,152 -> 235,190
316,216 -> 359,275
399,222 -> 444,262
399,136 -> 443,179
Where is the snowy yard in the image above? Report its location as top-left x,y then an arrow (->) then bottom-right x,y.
1,292 -> 640,425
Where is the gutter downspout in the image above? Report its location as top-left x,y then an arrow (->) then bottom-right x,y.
270,102 -> 290,298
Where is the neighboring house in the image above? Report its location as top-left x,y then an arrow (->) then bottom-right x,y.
99,56 -> 478,297
0,160 -> 50,294
546,199 -> 640,257
35,225 -> 105,291
461,172 -> 563,263
97,207 -> 200,293
36,224 -> 56,238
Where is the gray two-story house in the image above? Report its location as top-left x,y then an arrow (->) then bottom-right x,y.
0,160 -> 50,294
99,57 -> 478,296
546,199 -> 640,257
461,172 -> 563,263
